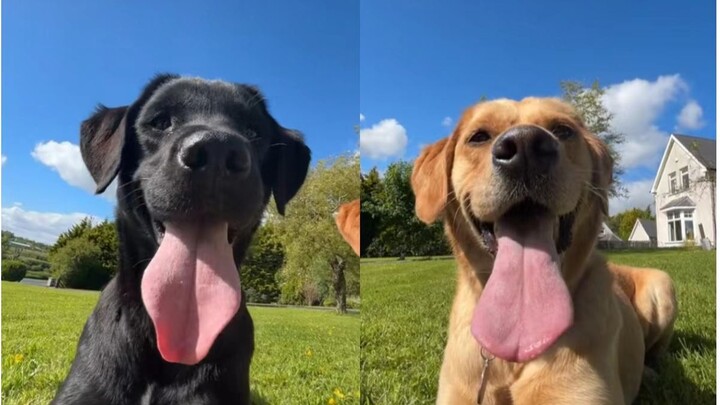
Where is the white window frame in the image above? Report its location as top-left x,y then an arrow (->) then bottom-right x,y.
680,167 -> 690,191
667,209 -> 694,242
668,172 -> 677,194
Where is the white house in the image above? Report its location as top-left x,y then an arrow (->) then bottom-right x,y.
628,218 -> 657,243
651,134 -> 716,247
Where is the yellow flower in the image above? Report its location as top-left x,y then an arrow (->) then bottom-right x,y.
328,398 -> 337,405
305,349 -> 313,357
13,354 -> 24,364
354,390 -> 361,398
333,388 -> 345,399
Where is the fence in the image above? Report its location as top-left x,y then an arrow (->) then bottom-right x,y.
596,240 -> 657,250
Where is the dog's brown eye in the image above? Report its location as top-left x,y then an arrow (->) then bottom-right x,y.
468,130 -> 491,144
551,124 -> 575,140
149,114 -> 172,131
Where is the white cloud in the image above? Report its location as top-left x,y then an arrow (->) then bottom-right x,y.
601,74 -> 688,170
676,100 -> 704,130
1,206 -> 103,245
441,116 -> 453,127
609,178 -> 655,215
359,118 -> 408,160
31,141 -> 116,202
359,113 -> 366,122
2,155 -> 6,165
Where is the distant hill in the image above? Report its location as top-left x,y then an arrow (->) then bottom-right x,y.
2,230 -> 51,279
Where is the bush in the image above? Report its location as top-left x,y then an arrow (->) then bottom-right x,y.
49,237 -> 111,290
2,260 -> 27,282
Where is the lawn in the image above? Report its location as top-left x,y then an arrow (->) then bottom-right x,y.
360,250 -> 716,404
1,282 -> 359,405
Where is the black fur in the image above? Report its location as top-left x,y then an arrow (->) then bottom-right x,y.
52,74 -> 311,404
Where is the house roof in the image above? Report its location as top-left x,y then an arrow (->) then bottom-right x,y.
598,222 -> 622,241
673,134 -> 716,170
637,219 -> 657,239
651,134 -> 716,193
659,196 -> 695,210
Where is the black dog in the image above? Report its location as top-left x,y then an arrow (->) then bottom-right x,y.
51,74 -> 311,404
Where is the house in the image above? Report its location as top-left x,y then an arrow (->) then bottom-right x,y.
651,134 -> 716,247
598,222 -> 622,242
628,218 -> 657,243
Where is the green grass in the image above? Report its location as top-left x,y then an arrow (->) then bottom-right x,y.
361,250 -> 716,404
2,282 -> 359,405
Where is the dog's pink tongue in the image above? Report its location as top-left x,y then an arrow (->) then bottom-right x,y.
471,214 -> 573,362
141,222 -> 241,365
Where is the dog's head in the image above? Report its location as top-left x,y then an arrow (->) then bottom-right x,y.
411,97 -> 612,363
81,74 -> 310,235
79,74 -> 310,365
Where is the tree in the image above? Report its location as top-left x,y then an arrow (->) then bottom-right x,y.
50,217 -> 94,254
240,224 -> 284,303
2,260 -> 27,281
360,168 -> 383,256
1,231 -> 14,260
49,237 -> 110,290
84,220 -> 119,276
271,154 -> 360,313
364,161 -> 449,258
50,218 -> 119,277
610,207 -> 654,240
561,80 -> 626,199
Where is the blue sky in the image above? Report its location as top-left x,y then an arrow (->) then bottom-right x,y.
359,0 -> 715,214
2,1 -> 359,243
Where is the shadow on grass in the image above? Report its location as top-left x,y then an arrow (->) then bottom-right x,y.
634,330 -> 715,404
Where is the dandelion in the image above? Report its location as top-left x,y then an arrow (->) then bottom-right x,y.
13,354 -> 24,364
333,388 -> 345,399
327,398 -> 336,405
305,349 -> 313,357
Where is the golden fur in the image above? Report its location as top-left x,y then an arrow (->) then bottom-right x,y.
411,98 -> 677,404
336,199 -> 361,256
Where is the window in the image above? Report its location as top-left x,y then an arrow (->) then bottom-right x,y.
680,167 -> 690,190
667,209 -> 694,242
668,172 -> 677,193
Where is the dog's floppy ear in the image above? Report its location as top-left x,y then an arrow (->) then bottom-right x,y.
335,199 -> 361,256
80,105 -> 128,194
411,137 -> 453,224
586,133 -> 614,216
269,127 -> 312,215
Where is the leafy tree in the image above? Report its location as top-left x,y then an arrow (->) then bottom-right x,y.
360,168 -> 383,256
84,220 -> 119,276
365,161 -> 449,258
1,231 -> 14,260
610,207 -> 655,240
271,154 -> 360,313
2,260 -> 27,281
561,80 -> 626,199
49,237 -> 110,290
240,224 -> 284,303
50,217 -> 93,254
50,218 -> 119,279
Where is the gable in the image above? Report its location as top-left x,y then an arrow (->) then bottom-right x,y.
651,135 -> 711,193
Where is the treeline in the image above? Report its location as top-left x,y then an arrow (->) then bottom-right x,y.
2,154 -> 360,313
361,161 -> 450,257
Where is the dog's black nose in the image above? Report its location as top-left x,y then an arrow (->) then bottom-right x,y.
178,132 -> 250,177
492,125 -> 559,174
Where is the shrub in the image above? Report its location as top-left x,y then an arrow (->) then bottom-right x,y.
49,237 -> 111,290
2,260 -> 27,282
